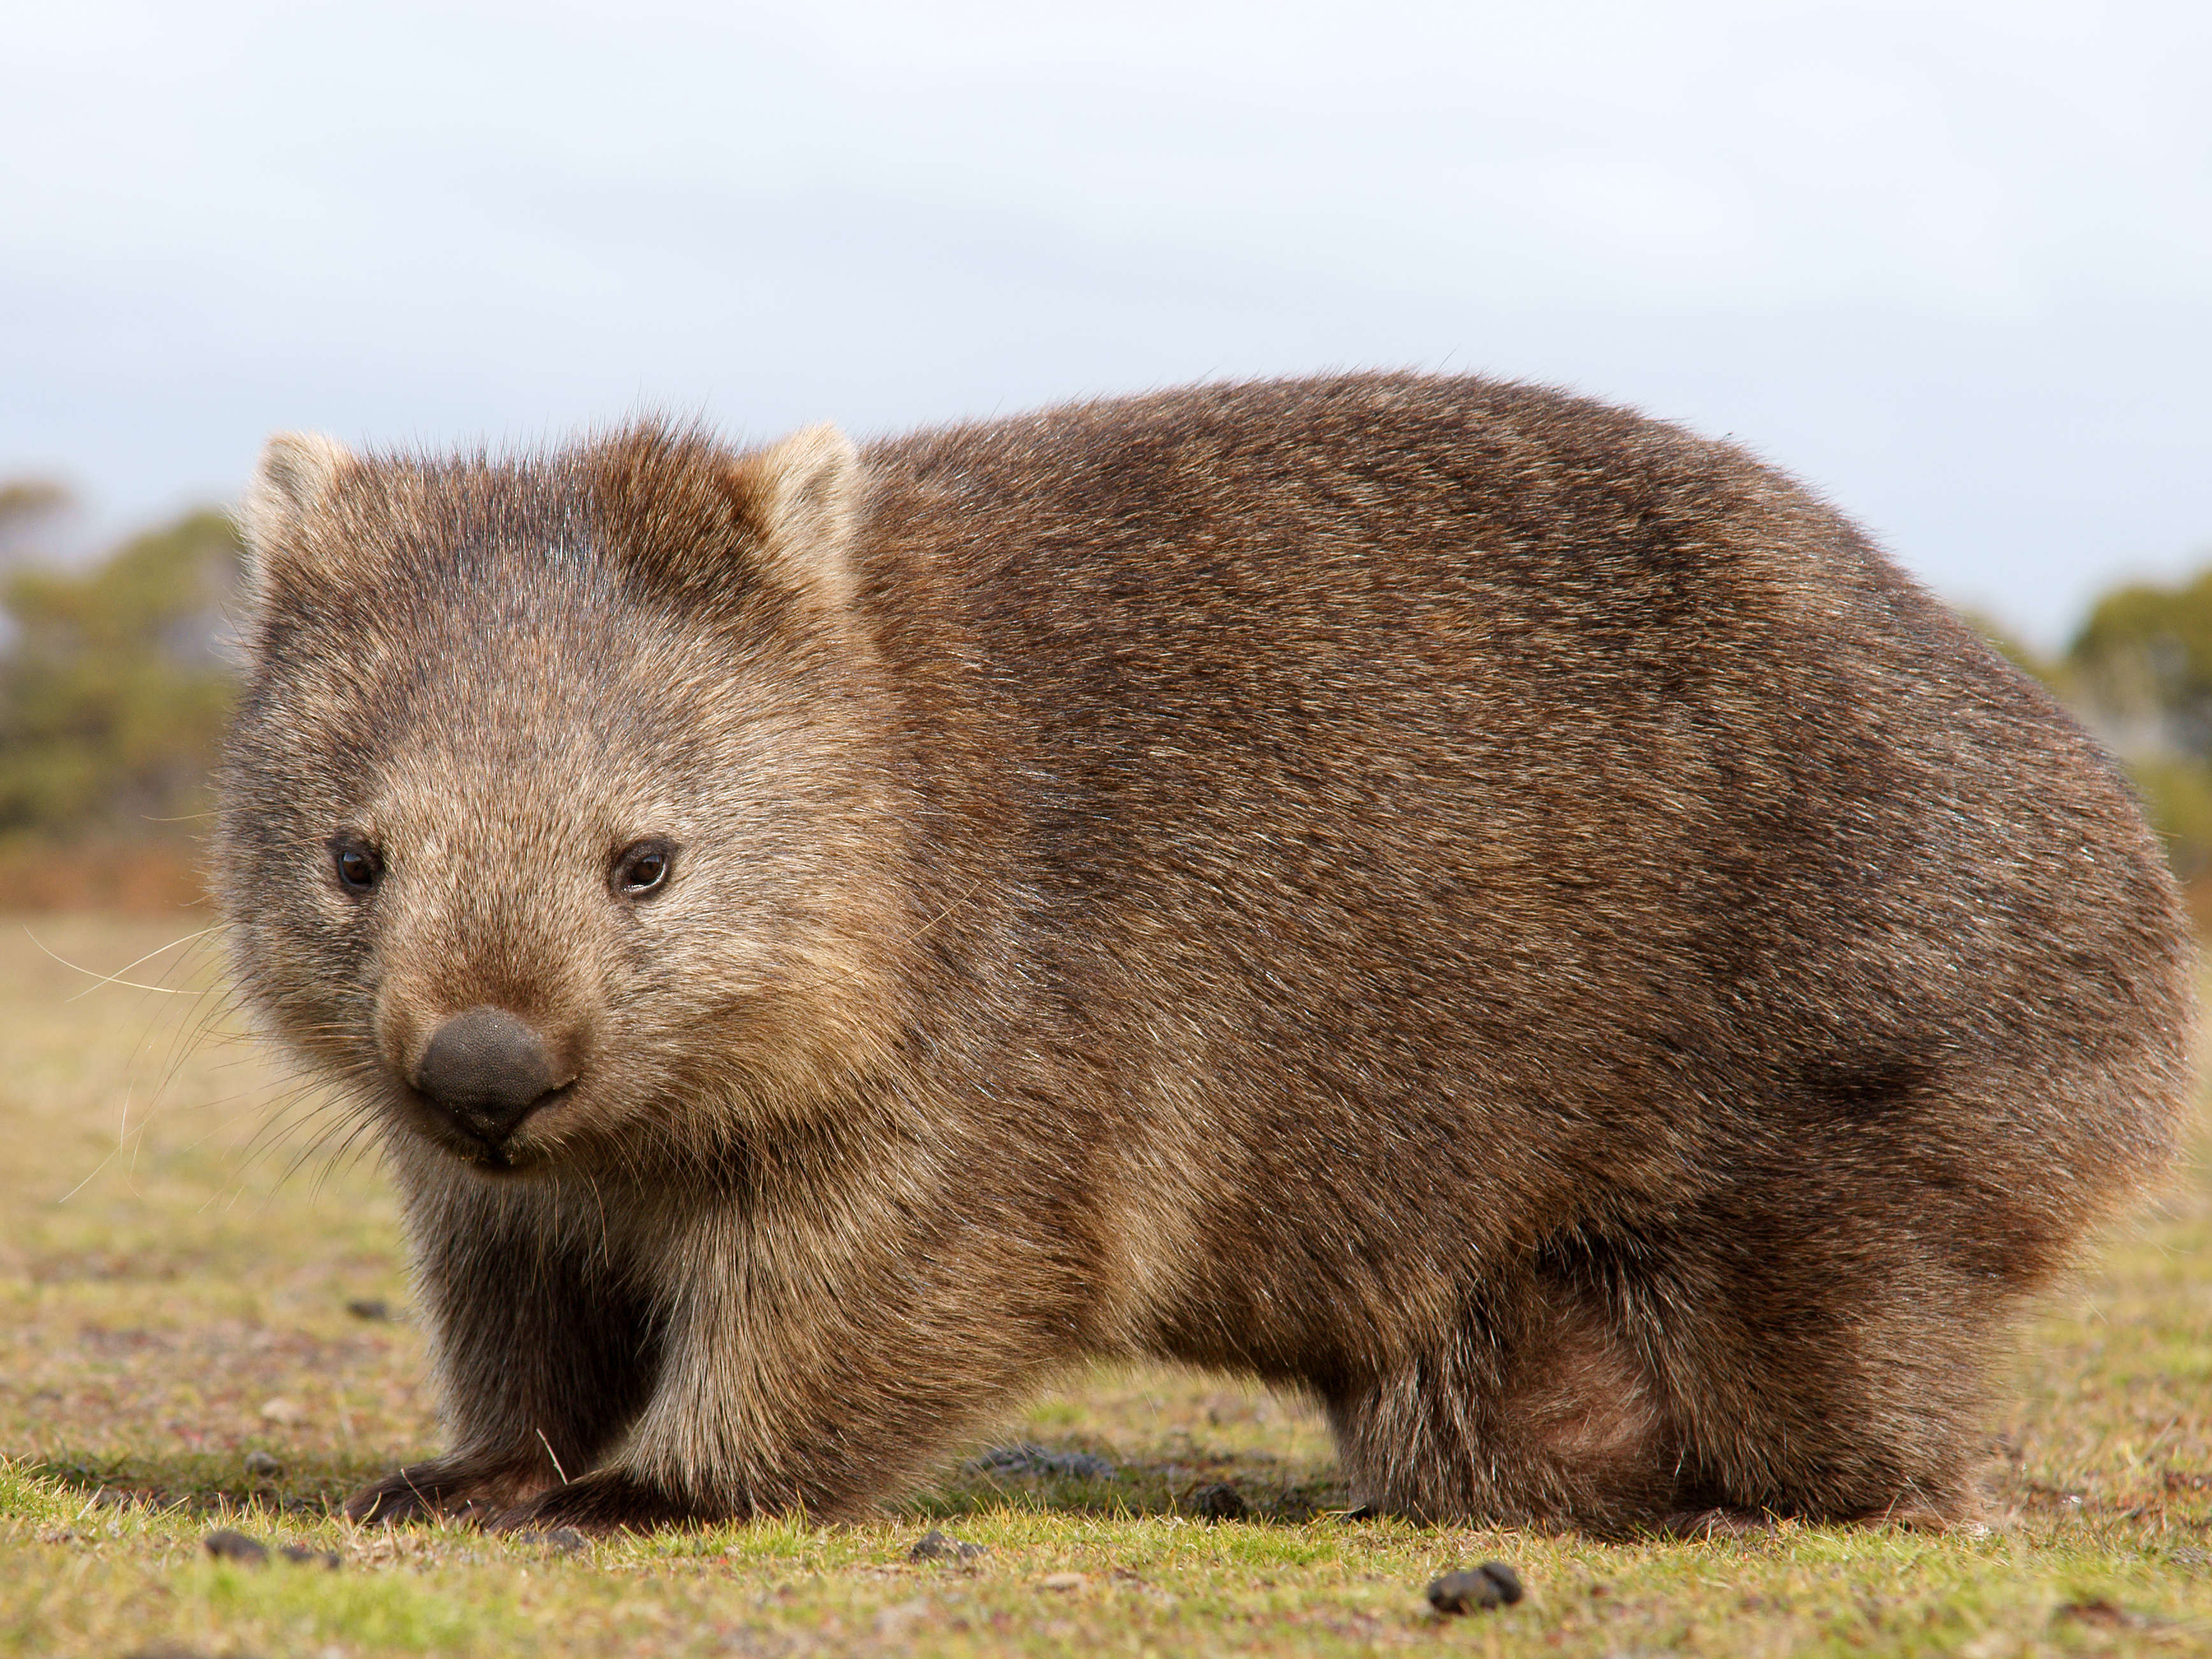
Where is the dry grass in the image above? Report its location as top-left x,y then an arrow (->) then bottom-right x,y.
1,912 -> 2208,1657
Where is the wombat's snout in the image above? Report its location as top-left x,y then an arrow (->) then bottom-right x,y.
412,1006 -> 564,1147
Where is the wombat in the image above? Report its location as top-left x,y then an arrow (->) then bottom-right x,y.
215,373 -> 2193,1537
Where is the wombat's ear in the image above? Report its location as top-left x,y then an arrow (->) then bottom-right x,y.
239,432 -> 353,592
726,424 -> 861,615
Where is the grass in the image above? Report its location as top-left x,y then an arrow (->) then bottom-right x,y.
1,912 -> 2208,1656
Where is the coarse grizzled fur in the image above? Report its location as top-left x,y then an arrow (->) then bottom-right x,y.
213,373 -> 2194,1538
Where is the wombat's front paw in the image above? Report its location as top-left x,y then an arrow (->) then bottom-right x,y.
488,1469 -> 712,1536
345,1458 -> 553,1525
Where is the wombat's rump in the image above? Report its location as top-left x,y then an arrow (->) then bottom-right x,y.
215,373 -> 2193,1536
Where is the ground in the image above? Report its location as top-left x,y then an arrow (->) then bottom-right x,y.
1,913 -> 2207,1658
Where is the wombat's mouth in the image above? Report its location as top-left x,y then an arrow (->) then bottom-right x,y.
392,1081 -> 577,1175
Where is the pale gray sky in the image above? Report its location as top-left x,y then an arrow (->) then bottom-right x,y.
4,0 -> 2208,646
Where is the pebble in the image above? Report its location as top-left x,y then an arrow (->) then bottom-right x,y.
243,1450 -> 283,1478
966,1442 -> 1116,1481
257,1398 -> 307,1427
1039,1571 -> 1088,1592
1186,1483 -> 1247,1521
280,1542 -> 341,1569
203,1528 -> 269,1565
344,1298 -> 394,1321
908,1528 -> 989,1563
1426,1562 -> 1525,1614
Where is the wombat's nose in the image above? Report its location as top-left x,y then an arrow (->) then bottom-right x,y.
413,1006 -> 561,1141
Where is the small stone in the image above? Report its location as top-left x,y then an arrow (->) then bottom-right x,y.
1187,1483 -> 1247,1521
243,1450 -> 283,1478
203,1528 -> 269,1565
1427,1562 -> 1525,1614
1040,1570 -> 1088,1591
515,1526 -> 589,1556
279,1542 -> 341,1569
967,1442 -> 1116,1481
909,1528 -> 989,1563
258,1397 -> 308,1427
344,1298 -> 393,1321
1480,1562 -> 1525,1604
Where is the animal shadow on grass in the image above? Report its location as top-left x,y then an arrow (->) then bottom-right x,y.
27,1449 -> 411,1522
909,1439 -> 1350,1526
25,1440 -> 1349,1531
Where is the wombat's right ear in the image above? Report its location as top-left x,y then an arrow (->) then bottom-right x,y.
239,432 -> 352,592
722,424 -> 863,620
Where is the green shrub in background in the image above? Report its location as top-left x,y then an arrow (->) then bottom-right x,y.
0,506 -> 240,842
2071,569 -> 2212,756
0,487 -> 241,905
2062,565 -> 2212,882
2124,758 -> 2212,885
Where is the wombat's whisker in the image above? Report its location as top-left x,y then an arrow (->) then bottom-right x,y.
24,924 -> 220,997
59,924 -> 223,1003
298,1108 -> 385,1202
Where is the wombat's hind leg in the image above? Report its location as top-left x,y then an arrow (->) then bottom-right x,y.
1325,1284 -> 1681,1533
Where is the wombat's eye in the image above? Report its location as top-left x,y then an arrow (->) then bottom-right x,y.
614,839 -> 675,898
330,837 -> 382,893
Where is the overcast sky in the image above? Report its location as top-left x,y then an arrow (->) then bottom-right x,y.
4,0 -> 2208,647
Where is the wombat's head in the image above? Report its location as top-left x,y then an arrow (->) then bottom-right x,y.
214,422 -> 909,1180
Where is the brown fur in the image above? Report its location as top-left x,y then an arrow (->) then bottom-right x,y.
213,373 -> 2195,1537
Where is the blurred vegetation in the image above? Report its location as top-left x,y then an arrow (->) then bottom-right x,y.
0,482 -> 240,908
1975,565 -> 2212,890
2069,571 -> 2212,886
0,470 -> 2206,912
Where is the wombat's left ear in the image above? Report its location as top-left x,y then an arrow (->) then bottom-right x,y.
238,431 -> 353,596
726,424 -> 861,615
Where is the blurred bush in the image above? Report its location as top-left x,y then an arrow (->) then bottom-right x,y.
2056,566 -> 2212,891
0,484 -> 240,909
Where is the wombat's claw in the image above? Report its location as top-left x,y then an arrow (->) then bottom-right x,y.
344,1463 -> 455,1526
488,1470 -> 707,1536
344,1459 -> 544,1526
